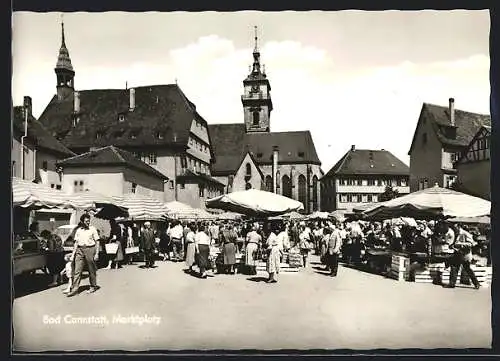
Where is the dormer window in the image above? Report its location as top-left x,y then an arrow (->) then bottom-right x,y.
156,131 -> 164,140
118,114 -> 125,123
95,131 -> 104,139
257,152 -> 263,158
298,151 -> 305,158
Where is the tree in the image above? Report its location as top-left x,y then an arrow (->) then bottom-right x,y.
379,185 -> 399,202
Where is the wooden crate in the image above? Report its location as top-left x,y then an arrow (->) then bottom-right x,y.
461,266 -> 492,285
413,269 -> 434,283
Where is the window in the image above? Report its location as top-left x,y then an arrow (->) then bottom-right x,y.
12,161 -> 16,177
148,152 -> 157,165
422,133 -> 427,145
118,114 -> 125,123
346,194 -> 353,202
340,195 -> 348,203
423,179 -> 429,189
245,182 -> 252,190
373,195 -> 378,202
73,180 -> 84,193
347,179 -> 355,186
199,186 -> 205,197
252,111 -> 260,126
357,179 -> 362,186
95,132 -> 103,139
298,151 -> 305,158
367,194 -> 373,202
257,152 -> 263,158
362,194 -> 368,203
245,163 -> 252,176
131,183 -> 137,193
42,161 -> 48,171
180,156 -> 187,169
265,175 -> 273,192
157,132 -> 164,140
401,178 -> 407,187
169,180 -> 174,189
56,184 -> 62,190
51,184 -> 55,189
367,179 -> 375,186
179,182 -> 185,189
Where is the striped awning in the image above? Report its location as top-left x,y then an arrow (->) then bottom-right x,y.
12,177 -> 93,210
165,201 -> 200,219
111,193 -> 169,221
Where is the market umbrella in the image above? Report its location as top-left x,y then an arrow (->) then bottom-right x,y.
448,215 -> 491,224
216,211 -> 244,221
12,177 -> 89,210
67,189 -> 129,220
111,193 -> 169,221
165,201 -> 200,219
195,208 -> 217,220
206,189 -> 304,217
306,211 -> 330,220
329,210 -> 348,223
363,184 -> 491,221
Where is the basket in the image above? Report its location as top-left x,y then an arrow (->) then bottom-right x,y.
105,243 -> 118,254
125,246 -> 139,255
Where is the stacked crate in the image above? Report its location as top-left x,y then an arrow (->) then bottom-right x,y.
460,265 -> 492,287
426,263 -> 448,285
287,253 -> 303,268
388,254 -> 410,281
412,268 -> 434,283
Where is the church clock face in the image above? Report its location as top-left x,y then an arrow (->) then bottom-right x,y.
251,84 -> 259,92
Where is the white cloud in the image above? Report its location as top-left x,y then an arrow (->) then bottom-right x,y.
12,35 -> 489,175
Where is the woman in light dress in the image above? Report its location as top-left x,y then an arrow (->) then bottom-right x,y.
245,224 -> 262,275
184,223 -> 197,274
195,222 -> 212,279
266,222 -> 282,283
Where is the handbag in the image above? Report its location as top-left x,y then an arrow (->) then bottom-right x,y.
105,242 -> 119,254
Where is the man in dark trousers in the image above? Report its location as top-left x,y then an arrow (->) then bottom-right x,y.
140,222 -> 156,268
327,224 -> 343,277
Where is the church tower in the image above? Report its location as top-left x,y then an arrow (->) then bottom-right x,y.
54,18 -> 75,101
241,26 -> 273,133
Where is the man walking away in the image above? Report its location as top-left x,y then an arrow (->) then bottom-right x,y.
444,224 -> 481,290
67,214 -> 100,297
141,222 -> 156,268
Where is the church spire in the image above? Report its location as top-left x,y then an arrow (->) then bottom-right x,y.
251,26 -> 261,75
54,15 -> 75,100
254,25 -> 259,53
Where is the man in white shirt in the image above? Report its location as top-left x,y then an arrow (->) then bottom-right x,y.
67,213 -> 100,297
168,220 -> 184,262
445,224 -> 480,289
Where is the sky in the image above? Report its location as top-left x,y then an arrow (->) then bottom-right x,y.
11,11 -> 491,173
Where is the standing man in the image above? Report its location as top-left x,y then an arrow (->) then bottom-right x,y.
140,221 -> 156,268
168,220 -> 184,262
67,214 -> 100,297
327,224 -> 343,277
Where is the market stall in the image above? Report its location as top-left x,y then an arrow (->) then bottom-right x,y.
361,185 -> 491,285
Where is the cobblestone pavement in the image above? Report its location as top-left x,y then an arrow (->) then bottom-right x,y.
13,255 -> 491,351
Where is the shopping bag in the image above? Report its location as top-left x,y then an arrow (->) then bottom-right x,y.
125,246 -> 139,255
105,243 -> 118,254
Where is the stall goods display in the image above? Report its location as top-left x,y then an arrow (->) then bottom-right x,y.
287,253 -> 303,268
388,254 -> 410,281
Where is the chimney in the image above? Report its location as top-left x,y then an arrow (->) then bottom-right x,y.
449,98 -> 455,126
129,88 -> 136,111
23,96 -> 32,118
73,91 -> 80,113
351,145 -> 355,151
272,146 -> 279,193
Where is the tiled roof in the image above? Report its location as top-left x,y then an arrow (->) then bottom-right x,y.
12,106 -> 75,158
456,125 -> 491,165
38,84 -> 203,150
208,124 -> 321,176
409,103 -> 491,153
323,147 -> 409,178
57,145 -> 168,180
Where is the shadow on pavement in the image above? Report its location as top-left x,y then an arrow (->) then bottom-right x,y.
247,276 -> 268,282
14,273 -> 89,299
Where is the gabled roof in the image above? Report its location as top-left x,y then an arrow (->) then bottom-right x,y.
456,125 -> 491,165
323,147 -> 409,178
12,106 -> 75,158
235,151 -> 265,180
208,123 -> 321,176
57,145 -> 168,180
38,84 -> 205,150
408,102 -> 491,154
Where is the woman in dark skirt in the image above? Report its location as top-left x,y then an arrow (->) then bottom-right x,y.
195,222 -> 211,279
222,224 -> 237,274
106,219 -> 124,269
158,222 -> 171,261
46,234 -> 66,287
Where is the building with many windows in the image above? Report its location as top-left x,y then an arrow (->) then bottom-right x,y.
408,98 -> 491,192
36,21 -> 224,208
320,145 -> 410,211
208,28 -> 323,212
454,125 -> 491,200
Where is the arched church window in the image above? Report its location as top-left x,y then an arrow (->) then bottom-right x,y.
265,175 -> 273,192
282,175 -> 292,198
253,111 -> 259,126
245,163 -> 252,176
312,175 -> 318,211
298,174 -> 307,206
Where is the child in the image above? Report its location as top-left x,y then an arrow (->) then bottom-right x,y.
60,253 -> 74,294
